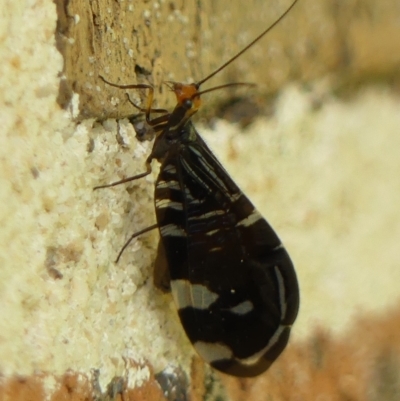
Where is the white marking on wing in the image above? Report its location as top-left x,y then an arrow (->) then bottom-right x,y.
237,324 -> 287,366
156,180 -> 180,190
193,341 -> 233,364
209,247 -> 222,252
188,210 -> 225,221
230,193 -> 242,202
194,325 -> 289,366
188,145 -> 203,158
163,164 -> 177,174
236,210 -> 263,228
155,198 -> 183,210
184,188 -> 202,204
170,280 -> 219,310
205,229 -> 220,236
274,265 -> 287,318
160,224 -> 186,237
229,300 -> 254,315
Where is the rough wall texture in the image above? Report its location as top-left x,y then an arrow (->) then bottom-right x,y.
1,0 -> 400,399
57,0 -> 400,119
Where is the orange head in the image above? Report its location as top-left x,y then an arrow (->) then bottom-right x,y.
166,82 -> 202,116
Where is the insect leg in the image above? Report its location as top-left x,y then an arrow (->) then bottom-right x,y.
115,223 -> 158,263
99,75 -> 170,127
125,93 -> 168,116
93,157 -> 153,190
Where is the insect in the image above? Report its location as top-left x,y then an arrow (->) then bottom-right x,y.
95,0 -> 300,377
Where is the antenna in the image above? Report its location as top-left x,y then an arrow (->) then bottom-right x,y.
196,0 -> 298,87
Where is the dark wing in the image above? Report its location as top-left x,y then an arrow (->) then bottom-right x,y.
154,122 -> 299,377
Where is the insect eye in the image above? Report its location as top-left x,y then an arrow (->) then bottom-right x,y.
183,99 -> 193,109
